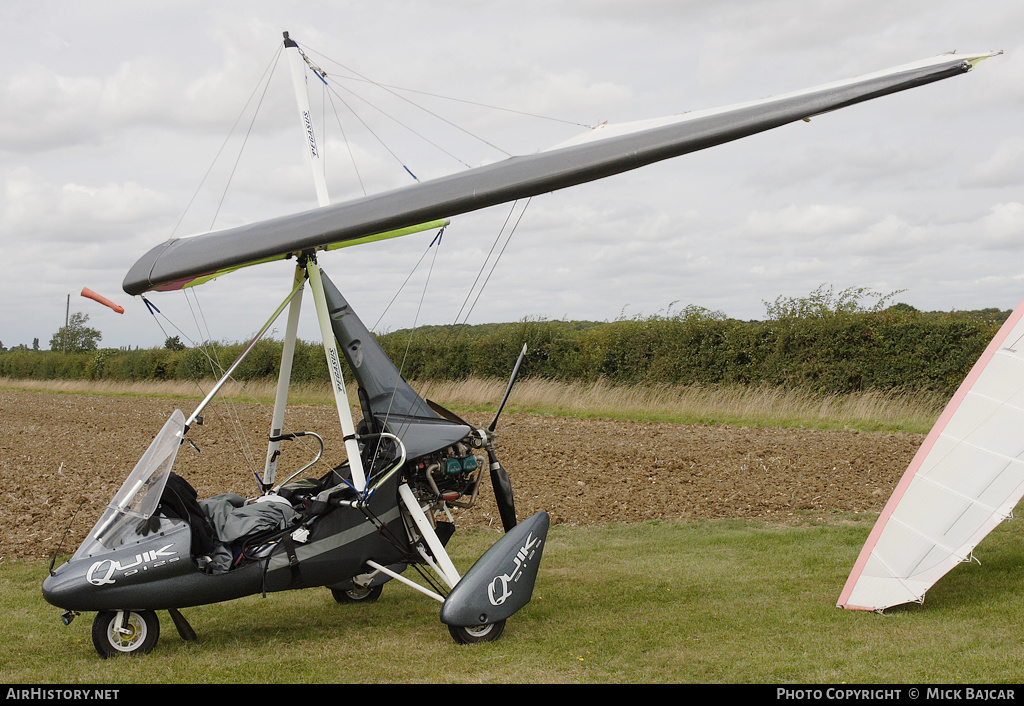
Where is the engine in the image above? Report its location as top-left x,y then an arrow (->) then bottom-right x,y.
404,435 -> 488,510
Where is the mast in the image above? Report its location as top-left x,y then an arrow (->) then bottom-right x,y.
263,32 -> 367,492
283,31 -> 330,207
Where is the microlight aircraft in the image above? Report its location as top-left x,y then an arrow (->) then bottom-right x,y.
42,32 -> 999,657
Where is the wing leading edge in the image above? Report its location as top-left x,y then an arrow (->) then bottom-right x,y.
123,51 -> 999,296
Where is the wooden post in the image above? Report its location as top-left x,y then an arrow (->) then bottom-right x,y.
64,294 -> 69,354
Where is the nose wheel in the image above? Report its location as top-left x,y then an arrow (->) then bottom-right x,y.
92,610 -> 160,658
448,619 -> 506,644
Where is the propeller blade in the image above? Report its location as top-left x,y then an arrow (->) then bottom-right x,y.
488,448 -> 517,532
426,399 -> 472,426
489,344 -> 527,432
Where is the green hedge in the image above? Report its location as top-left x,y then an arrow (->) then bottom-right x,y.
0,307 -> 1008,397
382,307 -> 1007,395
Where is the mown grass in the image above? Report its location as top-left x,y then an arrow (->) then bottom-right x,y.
0,376 -> 946,434
5,517 -> 1024,684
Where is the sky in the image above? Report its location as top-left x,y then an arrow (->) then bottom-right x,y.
1,0 -> 1022,352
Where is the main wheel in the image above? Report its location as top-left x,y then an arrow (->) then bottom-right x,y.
448,619 -> 506,644
92,610 -> 160,658
331,584 -> 383,604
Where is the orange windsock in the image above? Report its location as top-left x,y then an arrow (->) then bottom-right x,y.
81,287 -> 125,314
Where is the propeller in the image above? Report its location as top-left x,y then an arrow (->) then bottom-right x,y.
489,344 -> 527,433
487,344 -> 526,532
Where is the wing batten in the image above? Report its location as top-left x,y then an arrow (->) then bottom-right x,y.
123,53 -> 993,296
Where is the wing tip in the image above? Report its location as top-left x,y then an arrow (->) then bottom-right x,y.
955,49 -> 1004,69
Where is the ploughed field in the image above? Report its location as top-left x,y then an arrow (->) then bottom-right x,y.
0,389 -> 923,560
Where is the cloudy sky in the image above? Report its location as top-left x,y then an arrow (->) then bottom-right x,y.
2,0 -> 1021,351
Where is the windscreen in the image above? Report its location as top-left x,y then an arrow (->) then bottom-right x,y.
73,410 -> 186,558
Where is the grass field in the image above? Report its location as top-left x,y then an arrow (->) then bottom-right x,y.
6,378 -> 1015,685
4,518 -> 1024,684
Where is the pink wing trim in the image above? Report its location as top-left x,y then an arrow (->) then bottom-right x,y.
837,299 -> 1024,609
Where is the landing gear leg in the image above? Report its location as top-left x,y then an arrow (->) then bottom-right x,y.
168,608 -> 197,641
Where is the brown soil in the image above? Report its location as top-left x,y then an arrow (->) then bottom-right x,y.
0,389 -> 923,561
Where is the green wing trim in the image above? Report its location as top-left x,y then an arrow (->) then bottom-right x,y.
151,219 -> 449,292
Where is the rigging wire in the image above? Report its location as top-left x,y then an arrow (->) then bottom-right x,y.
323,65 -> 512,159
144,288 -> 327,490
371,227 -> 446,331
365,198 -> 532,424
300,42 -> 512,160
324,87 -> 367,195
409,198 -> 532,408
146,35 -> 553,491
321,65 -> 473,174
169,44 -> 283,239
291,42 -> 430,178
462,197 -> 533,323
371,199 -> 530,346
209,55 -> 283,230
295,37 -> 598,186
320,76 -> 428,179
363,227 -> 447,475
183,289 -> 222,376
161,45 -> 297,484
182,288 -> 263,479
451,198 -> 531,331
143,283 -> 268,485
142,295 -> 224,397
300,41 -> 594,131
350,78 -> 593,129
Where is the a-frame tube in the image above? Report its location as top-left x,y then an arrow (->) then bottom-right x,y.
185,280 -> 303,430
305,258 -> 366,492
262,265 -> 306,489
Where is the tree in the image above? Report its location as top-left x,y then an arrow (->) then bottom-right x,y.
164,335 -> 186,351
50,312 -> 102,353
763,283 -> 905,320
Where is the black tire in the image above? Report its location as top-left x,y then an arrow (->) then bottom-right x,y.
448,619 -> 506,644
331,584 -> 383,604
92,610 -> 160,658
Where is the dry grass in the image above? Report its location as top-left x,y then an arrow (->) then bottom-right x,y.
419,377 -> 947,432
1,376 -> 947,433
0,377 -> 321,405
